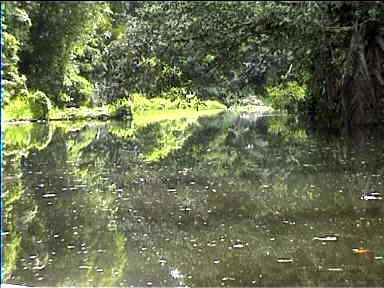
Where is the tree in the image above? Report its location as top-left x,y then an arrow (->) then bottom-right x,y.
20,2 -> 112,107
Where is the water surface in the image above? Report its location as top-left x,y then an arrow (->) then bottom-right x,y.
3,112 -> 384,286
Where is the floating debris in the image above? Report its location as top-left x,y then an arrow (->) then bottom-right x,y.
207,241 -> 217,247
327,267 -> 343,272
360,191 -> 382,201
42,193 -> 56,198
222,277 -> 235,281
352,248 -> 370,254
313,235 -> 338,241
277,258 -> 294,263
170,268 -> 184,279
159,256 -> 167,265
232,243 -> 245,249
232,239 -> 247,249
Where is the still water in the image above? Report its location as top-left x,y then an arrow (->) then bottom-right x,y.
3,112 -> 384,286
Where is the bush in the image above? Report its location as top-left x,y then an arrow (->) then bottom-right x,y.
3,32 -> 29,103
63,72 -> 94,107
266,81 -> 306,112
130,92 -> 226,112
29,91 -> 52,120
4,97 -> 33,121
112,105 -> 132,120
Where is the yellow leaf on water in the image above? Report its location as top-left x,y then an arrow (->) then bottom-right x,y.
352,248 -> 370,254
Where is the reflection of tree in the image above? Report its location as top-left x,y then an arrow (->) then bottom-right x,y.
112,112 -> 384,285
4,124 -> 131,286
4,123 -> 53,157
4,113 -> 384,286
3,155 -> 26,282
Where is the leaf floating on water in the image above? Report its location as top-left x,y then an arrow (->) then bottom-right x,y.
159,256 -> 167,265
222,277 -> 235,281
233,243 -> 244,248
327,267 -> 343,272
352,248 -> 370,254
42,193 -> 56,198
360,191 -> 382,200
361,195 -> 382,200
277,258 -> 294,263
232,239 -> 247,249
170,268 -> 183,279
313,235 -> 338,241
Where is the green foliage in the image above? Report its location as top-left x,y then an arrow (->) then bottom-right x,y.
2,2 -> 31,102
111,104 -> 132,120
4,97 -> 33,120
63,70 -> 94,107
266,81 -> 306,112
130,93 -> 225,112
4,1 -> 384,125
105,2 -> 272,102
22,2 -> 111,106
28,91 -> 52,120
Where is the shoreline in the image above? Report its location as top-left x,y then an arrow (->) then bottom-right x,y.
2,105 -> 274,126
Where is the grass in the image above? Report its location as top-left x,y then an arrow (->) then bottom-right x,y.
4,97 -> 34,121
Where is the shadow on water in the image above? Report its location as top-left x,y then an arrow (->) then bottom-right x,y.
3,112 -> 384,286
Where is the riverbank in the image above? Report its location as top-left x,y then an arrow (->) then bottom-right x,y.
3,105 -> 130,124
3,94 -> 273,125
3,94 -> 231,124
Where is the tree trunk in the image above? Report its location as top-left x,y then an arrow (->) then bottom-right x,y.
341,21 -> 384,127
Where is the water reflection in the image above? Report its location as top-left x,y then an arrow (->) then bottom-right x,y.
3,112 -> 384,286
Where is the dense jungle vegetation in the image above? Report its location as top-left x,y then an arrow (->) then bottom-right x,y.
3,2 -> 384,286
2,1 -> 384,128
